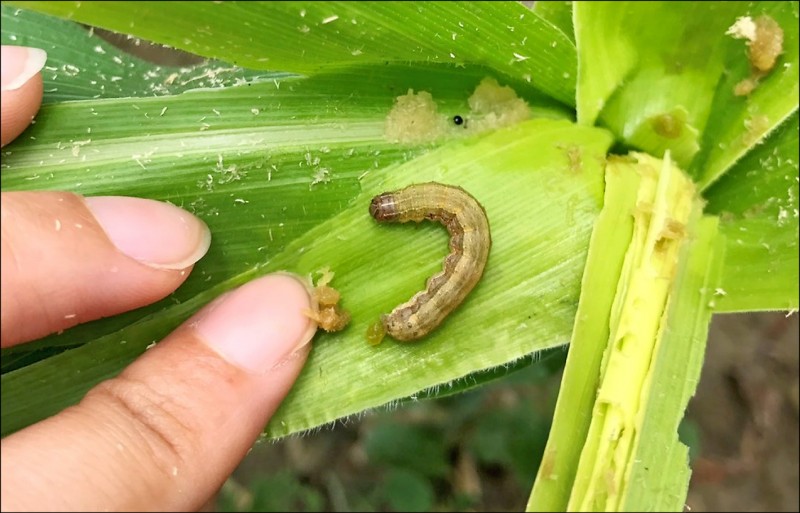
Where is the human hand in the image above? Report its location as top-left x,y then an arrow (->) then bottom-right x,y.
0,46 -> 317,511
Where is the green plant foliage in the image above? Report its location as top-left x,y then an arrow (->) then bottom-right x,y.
0,4 -> 289,102
9,1 -> 578,106
468,399 -> 550,487
528,154 -> 724,511
0,2 -> 798,511
704,112 -> 799,311
381,468 -> 437,513
2,116 -> 612,438
575,1 -> 798,181
218,472 -> 325,512
365,423 -> 450,479
692,1 -> 799,190
532,1 -> 574,43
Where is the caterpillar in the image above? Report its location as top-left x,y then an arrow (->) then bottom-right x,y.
368,182 -> 491,342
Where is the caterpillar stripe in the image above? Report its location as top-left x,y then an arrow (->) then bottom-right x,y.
369,182 -> 491,342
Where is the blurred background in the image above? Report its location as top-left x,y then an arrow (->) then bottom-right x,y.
92,24 -> 800,513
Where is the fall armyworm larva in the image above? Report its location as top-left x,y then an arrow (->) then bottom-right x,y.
368,182 -> 491,342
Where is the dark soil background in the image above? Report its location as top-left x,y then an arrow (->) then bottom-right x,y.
686,313 -> 798,512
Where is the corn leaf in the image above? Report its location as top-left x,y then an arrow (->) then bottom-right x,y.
703,111 -> 799,312
532,1 -> 574,44
575,1 -> 799,184
1,3 -> 798,511
527,154 -> 639,512
692,1 -> 799,190
1,110 -> 613,436
0,3 -> 289,103
528,154 -> 723,511
619,216 -> 724,511
0,0 -> 588,439
10,0 -> 578,107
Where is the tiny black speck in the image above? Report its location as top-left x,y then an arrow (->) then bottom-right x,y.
453,115 -> 464,125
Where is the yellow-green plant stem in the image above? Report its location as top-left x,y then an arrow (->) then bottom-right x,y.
528,152 -> 723,511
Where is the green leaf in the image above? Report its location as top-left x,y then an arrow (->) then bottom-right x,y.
365,424 -> 449,479
532,1 -> 574,44
410,346 -> 565,403
713,218 -> 798,312
704,112 -> 799,311
0,4 -> 290,103
224,472 -> 325,512
381,468 -> 436,513
262,119 -> 611,439
468,399 -> 549,487
527,155 -> 640,512
619,218 -> 724,510
528,153 -> 717,511
2,62 -> 567,364
575,1 -> 740,165
574,1 -> 799,185
1,117 -> 613,437
2,4 -> 795,512
568,157 -> 702,511
12,1 -> 578,107
693,1 -> 800,189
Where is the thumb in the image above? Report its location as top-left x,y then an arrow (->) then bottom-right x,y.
1,45 -> 46,147
1,274 -> 317,512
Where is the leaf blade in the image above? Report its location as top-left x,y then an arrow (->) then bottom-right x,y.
704,112 -> 799,312
0,3 -> 291,103
529,153 -> 720,511
693,1 -> 800,189
12,1 -> 578,106
2,63 -> 570,363
527,154 -> 639,512
1,118 -> 614,438
619,216 -> 724,511
574,1 -> 799,187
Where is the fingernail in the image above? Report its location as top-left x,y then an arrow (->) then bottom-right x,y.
1,46 -> 47,91
192,274 -> 317,373
84,196 -> 211,270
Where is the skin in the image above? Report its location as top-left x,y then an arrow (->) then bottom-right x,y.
369,182 -> 491,341
1,46 -> 315,512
